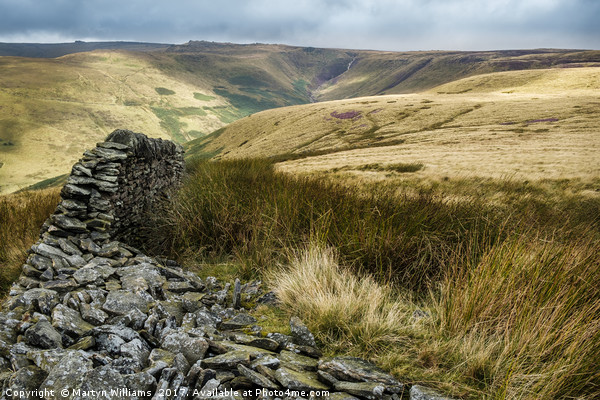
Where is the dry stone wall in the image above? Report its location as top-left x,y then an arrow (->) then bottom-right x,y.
0,130 -> 456,400
41,129 -> 185,242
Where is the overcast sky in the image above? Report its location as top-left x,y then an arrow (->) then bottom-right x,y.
0,0 -> 598,51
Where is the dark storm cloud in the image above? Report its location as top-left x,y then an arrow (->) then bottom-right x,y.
0,0 -> 598,50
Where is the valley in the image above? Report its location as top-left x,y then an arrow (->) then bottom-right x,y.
1,42 -> 598,193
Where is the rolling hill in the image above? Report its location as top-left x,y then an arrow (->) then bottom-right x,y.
1,41 -> 599,193
186,67 -> 600,182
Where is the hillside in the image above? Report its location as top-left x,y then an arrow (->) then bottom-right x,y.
1,42 -> 599,193
187,67 -> 600,181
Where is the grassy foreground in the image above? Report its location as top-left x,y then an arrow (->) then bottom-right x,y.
142,159 -> 599,399
2,160 -> 598,399
0,188 -> 60,291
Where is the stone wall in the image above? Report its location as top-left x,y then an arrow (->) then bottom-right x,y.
41,129 -> 184,243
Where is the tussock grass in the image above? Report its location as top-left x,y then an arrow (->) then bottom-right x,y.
435,233 -> 600,398
269,244 -> 411,354
0,189 -> 60,292
145,159 -> 488,287
144,158 -> 600,399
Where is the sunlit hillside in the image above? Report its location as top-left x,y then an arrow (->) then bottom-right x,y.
0,51 -> 224,193
1,43 -> 598,194
188,67 -> 600,183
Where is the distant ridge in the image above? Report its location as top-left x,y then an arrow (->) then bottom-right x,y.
0,41 -> 170,58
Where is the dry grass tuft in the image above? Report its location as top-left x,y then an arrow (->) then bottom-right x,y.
0,188 -> 60,292
269,244 -> 411,353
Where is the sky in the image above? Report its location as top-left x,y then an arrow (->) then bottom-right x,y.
0,0 -> 598,51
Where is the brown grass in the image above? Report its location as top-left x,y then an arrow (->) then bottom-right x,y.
0,188 -> 60,291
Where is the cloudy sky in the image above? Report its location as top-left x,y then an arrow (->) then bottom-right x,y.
0,0 -> 598,51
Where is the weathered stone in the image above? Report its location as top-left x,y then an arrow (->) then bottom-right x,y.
257,291 -> 278,305
62,184 -> 92,198
92,146 -> 128,161
28,254 -> 53,271
89,325 -> 143,342
118,264 -> 166,289
67,336 -> 95,350
72,163 -> 93,177
61,199 -> 88,211
318,357 -> 402,388
78,366 -> 128,400
409,385 -> 457,400
201,350 -> 252,369
181,292 -> 205,313
278,350 -> 319,372
40,352 -> 93,399
219,313 -> 257,330
32,243 -> 70,259
13,288 -> 58,314
251,355 -> 280,369
103,290 -> 150,315
237,364 -> 279,389
19,275 -> 41,289
57,238 -> 83,256
232,278 -> 241,309
22,264 -> 42,278
41,279 -> 79,292
173,352 -> 190,375
161,331 -> 208,365
121,338 -> 150,369
89,197 -> 111,212
248,337 -> 280,352
73,266 -> 102,285
78,238 -> 102,254
123,371 -> 157,397
334,382 -> 386,400
40,268 -> 55,281
274,367 -> 329,391
52,304 -> 94,337
25,319 -> 63,349
80,303 -> 109,325
164,280 -> 195,293
290,316 -> 317,348
7,365 -> 48,397
52,214 -> 88,233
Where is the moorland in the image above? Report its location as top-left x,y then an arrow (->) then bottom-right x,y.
0,41 -> 599,399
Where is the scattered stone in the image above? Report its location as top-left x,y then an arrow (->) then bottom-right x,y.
410,385 -> 458,400
52,304 -> 94,337
102,290 -> 150,315
6,365 -> 48,397
220,313 -> 257,330
233,278 -> 241,309
237,364 -> 279,389
274,367 -> 329,391
39,352 -> 93,398
334,381 -> 386,400
78,366 -> 128,400
318,357 -> 403,388
25,319 -> 63,349
161,331 -> 208,365
290,316 -> 317,348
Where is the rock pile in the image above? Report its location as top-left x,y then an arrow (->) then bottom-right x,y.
0,131 -> 456,400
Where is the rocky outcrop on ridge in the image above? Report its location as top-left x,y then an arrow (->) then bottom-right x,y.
0,130 -> 456,400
